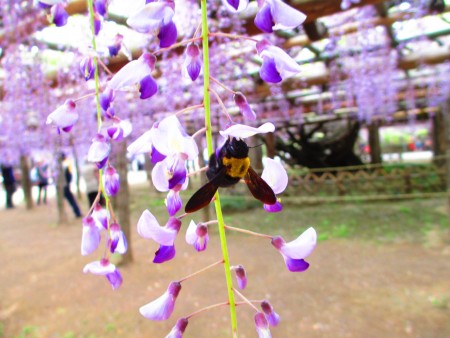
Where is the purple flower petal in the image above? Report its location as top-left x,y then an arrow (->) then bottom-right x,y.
254,312 -> 272,338
166,318 -> 189,338
166,190 -> 182,216
168,158 -> 187,190
46,100 -> 78,130
109,223 -> 127,254
264,201 -> 283,213
255,3 -> 274,33
94,15 -> 101,35
158,20 -> 177,48
260,56 -> 282,83
104,165 -> 120,196
232,265 -> 247,290
234,92 -> 256,121
153,244 -> 176,263
79,56 -> 95,81
94,0 -> 107,16
81,216 -> 101,255
283,256 -> 309,272
106,269 -> 122,290
151,145 -> 166,164
107,53 -> 156,90
92,204 -> 108,230
87,134 -> 111,164
139,281 -> 181,320
100,87 -> 115,111
139,75 -> 158,99
261,300 -> 280,326
52,4 -> 68,27
222,0 -> 249,12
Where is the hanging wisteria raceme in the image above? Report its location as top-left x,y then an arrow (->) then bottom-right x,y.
37,0 -> 319,336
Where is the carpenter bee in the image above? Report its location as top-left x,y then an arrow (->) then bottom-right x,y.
185,137 -> 277,213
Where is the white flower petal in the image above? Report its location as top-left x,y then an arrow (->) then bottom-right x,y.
281,227 -> 317,259
128,130 -> 154,155
261,158 -> 288,194
185,220 -> 198,245
137,210 -> 177,245
139,291 -> 173,320
219,122 -> 275,139
268,0 -> 306,30
83,261 -> 116,275
261,45 -> 301,79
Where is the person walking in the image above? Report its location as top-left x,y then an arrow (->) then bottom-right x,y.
1,163 -> 16,209
61,154 -> 82,218
81,160 -> 104,208
36,160 -> 49,205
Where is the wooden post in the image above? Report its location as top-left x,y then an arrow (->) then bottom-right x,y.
432,109 -> 446,164
19,154 -> 34,210
56,152 -> 68,225
265,132 -> 276,159
114,141 -> 133,265
368,122 -> 382,164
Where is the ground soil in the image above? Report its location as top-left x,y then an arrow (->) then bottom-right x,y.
1,196 -> 450,338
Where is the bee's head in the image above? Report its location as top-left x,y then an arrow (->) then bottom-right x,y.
227,137 -> 249,158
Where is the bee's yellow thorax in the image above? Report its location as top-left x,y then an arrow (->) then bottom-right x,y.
222,157 -> 250,178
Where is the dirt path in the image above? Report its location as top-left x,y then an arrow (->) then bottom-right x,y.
1,201 -> 450,338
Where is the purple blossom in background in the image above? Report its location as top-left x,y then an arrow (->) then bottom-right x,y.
222,0 -> 249,12
255,0 -> 306,33
127,0 -> 174,33
51,3 -> 68,27
341,0 -> 360,10
254,312 -> 272,338
140,281 -> 182,320
107,53 -> 157,100
183,43 -> 202,81
79,56 -> 95,81
256,39 -> 301,83
94,0 -> 108,17
103,165 -> 120,196
271,227 -> 317,272
234,92 -> 256,120
46,99 -> 78,133
165,318 -> 189,338
108,34 -> 123,57
81,216 -> 101,256
185,220 -> 209,252
231,265 -> 247,289
83,258 -> 122,289
261,300 -> 280,326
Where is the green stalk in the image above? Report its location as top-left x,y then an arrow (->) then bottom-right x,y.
200,1 -> 238,336
87,0 -> 110,232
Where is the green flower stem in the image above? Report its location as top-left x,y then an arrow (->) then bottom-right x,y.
200,0 -> 238,336
87,0 -> 111,233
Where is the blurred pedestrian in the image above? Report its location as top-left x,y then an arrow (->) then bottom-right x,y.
81,160 -> 104,208
1,164 -> 16,209
36,160 -> 49,205
61,153 -> 82,218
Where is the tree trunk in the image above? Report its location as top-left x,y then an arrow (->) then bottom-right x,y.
265,132 -> 276,159
56,153 -> 68,225
114,141 -> 133,265
432,109 -> 446,166
368,121 -> 382,164
20,154 -> 34,210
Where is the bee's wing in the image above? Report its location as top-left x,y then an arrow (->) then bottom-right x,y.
185,167 -> 226,213
244,166 -> 277,205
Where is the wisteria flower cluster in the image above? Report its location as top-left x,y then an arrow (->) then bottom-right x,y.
44,0 -> 317,336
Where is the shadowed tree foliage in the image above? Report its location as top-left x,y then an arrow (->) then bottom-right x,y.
276,119 -> 362,169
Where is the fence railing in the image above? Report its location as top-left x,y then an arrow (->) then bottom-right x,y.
284,158 -> 447,202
